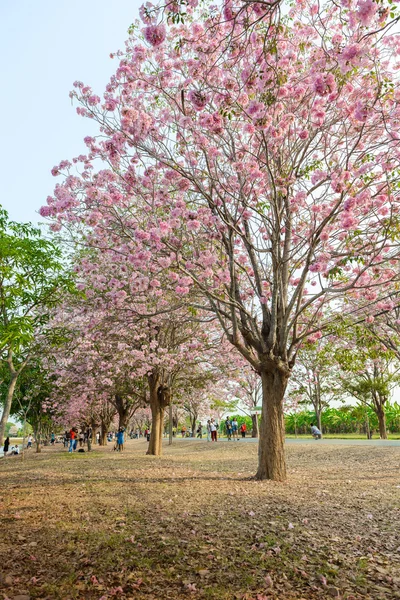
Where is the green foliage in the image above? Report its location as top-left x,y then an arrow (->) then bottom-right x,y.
285,403 -> 400,434
0,206 -> 74,359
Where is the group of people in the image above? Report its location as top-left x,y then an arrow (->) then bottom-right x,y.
65,428 -> 91,452
2,433 -> 35,457
204,418 -> 247,441
2,437 -> 19,456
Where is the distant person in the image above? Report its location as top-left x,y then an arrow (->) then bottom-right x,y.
181,426 -> 186,438
79,431 -> 85,447
64,430 -> 69,448
240,423 -> 246,438
196,422 -> 202,438
69,428 -> 76,453
310,424 -> 322,439
96,431 -> 100,444
73,428 -> 78,451
11,445 -> 20,455
210,419 -> 217,442
27,434 -> 33,449
3,436 -> 10,456
206,420 -> 211,442
232,419 -> 239,441
51,432 -> 55,445
225,417 -> 233,441
116,428 -> 125,451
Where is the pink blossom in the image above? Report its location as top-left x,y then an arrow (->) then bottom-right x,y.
187,219 -> 201,231
143,24 -> 166,47
357,0 -> 377,26
188,89 -> 208,110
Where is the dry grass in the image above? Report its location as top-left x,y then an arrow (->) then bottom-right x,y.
0,440 -> 399,600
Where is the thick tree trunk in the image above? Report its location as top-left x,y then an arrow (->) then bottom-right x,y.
251,414 -> 259,438
376,405 -> 387,439
148,402 -> 165,455
191,414 -> 197,437
147,375 -> 170,456
100,424 -> 108,446
115,394 -> 130,430
0,374 -> 18,446
256,368 -> 288,481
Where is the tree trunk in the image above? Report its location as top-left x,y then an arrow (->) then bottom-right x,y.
36,424 -> 42,453
147,375 -> 170,456
0,374 -> 18,446
256,368 -> 288,481
376,405 -> 387,439
191,414 -> 197,437
115,394 -> 130,430
169,401 -> 173,446
316,410 -> 323,438
364,407 -> 371,439
251,413 -> 259,438
100,424 -> 108,446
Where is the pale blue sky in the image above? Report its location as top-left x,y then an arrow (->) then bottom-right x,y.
0,0 -> 141,224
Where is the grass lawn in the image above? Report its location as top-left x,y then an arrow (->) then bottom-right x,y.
0,440 -> 399,600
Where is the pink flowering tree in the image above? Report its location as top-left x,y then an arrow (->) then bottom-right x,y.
42,0 -> 400,479
47,248 -> 229,455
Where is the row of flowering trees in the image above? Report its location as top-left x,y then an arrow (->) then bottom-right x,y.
37,0 -> 400,479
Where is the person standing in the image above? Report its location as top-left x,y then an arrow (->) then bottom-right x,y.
27,434 -> 33,449
240,422 -> 246,438
225,417 -> 233,441
232,418 -> 239,441
51,432 -> 55,445
116,428 -> 125,451
3,436 -> 10,456
196,422 -> 202,438
210,419 -> 217,442
64,430 -> 69,448
68,428 -> 76,453
206,420 -> 211,442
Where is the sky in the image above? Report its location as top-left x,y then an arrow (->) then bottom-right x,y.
0,0 -> 142,224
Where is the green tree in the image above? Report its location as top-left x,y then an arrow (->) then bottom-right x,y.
0,207 -> 72,444
334,326 -> 400,439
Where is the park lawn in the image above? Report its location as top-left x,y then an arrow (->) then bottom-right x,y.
0,441 -> 399,600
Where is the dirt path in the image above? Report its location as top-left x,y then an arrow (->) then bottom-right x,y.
0,440 -> 399,600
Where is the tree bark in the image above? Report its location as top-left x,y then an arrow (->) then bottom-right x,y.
169,401 -> 173,446
147,374 -> 170,456
316,410 -> 323,437
0,374 -> 18,446
191,414 -> 198,437
256,368 -> 288,481
376,404 -> 387,439
114,394 -> 131,430
251,413 -> 259,438
100,424 -> 108,446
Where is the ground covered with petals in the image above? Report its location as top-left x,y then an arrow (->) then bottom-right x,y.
0,440 -> 399,600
